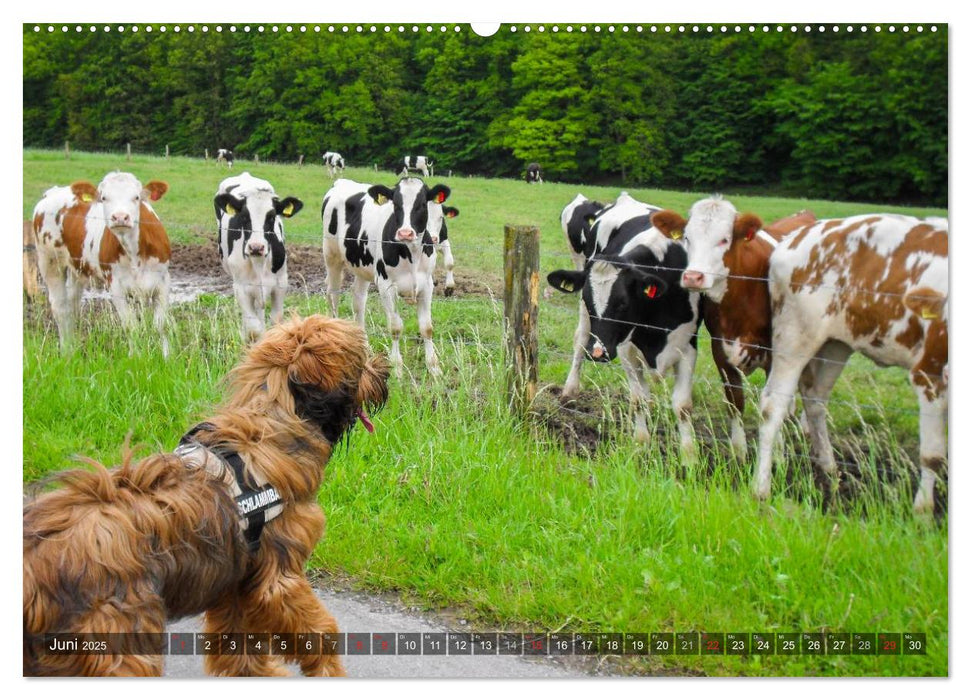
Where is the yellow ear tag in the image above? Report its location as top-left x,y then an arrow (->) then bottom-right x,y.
224,203 -> 236,215
671,230 -> 682,240
376,194 -> 388,205
562,280 -> 574,292
80,193 -> 93,203
283,203 -> 294,216
922,307 -> 939,320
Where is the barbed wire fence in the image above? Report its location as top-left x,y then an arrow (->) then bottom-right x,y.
23,215 -> 940,506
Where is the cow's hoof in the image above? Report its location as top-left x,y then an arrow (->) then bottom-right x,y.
444,286 -> 454,297
753,481 -> 772,501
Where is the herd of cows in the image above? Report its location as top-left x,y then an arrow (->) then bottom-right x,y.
28,162 -> 947,514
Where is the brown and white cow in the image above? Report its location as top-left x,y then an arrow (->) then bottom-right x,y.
657,199 -> 947,512
34,173 -> 172,355
651,199 -> 815,456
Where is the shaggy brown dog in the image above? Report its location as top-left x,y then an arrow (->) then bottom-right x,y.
24,315 -> 389,676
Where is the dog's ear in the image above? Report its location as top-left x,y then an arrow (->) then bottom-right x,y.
288,377 -> 356,445
358,355 -> 390,412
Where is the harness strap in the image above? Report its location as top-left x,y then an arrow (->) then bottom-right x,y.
176,422 -> 284,552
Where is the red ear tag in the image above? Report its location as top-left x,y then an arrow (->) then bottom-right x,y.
436,191 -> 446,204
645,285 -> 658,299
447,209 -> 456,218
745,228 -> 756,242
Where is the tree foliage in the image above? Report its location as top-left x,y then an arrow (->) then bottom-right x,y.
22,25 -> 947,205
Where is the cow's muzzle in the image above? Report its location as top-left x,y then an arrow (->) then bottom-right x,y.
246,242 -> 266,256
396,229 -> 416,242
681,270 -> 707,290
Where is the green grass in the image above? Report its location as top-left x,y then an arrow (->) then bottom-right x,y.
22,149 -> 948,676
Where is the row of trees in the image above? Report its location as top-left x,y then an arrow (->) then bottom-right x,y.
23,25 -> 947,205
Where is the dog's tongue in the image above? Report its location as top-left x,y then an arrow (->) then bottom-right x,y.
356,408 -> 375,433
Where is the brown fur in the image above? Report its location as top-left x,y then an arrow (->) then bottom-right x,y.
653,208 -> 817,418
24,315 -> 389,677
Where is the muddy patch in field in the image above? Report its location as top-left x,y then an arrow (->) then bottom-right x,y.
168,243 -> 501,302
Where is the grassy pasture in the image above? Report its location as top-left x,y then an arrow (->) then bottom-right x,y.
22,149 -> 947,676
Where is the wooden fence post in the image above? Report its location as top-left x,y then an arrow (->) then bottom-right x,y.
298,154 -> 305,166
254,153 -> 260,164
126,143 -> 132,161
503,224 -> 540,417
64,140 -> 70,160
165,144 -> 170,159
205,148 -> 209,161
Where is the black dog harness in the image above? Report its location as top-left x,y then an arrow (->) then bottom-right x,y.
175,423 -> 284,552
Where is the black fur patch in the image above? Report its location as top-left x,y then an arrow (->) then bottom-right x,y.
288,377 -> 357,445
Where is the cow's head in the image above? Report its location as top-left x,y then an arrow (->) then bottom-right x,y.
367,178 -> 450,243
651,198 -> 762,304
427,203 -> 459,245
77,172 -> 167,234
548,258 -> 670,362
215,187 -> 303,258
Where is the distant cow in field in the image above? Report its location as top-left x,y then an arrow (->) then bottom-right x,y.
547,192 -> 702,454
33,173 -> 172,355
661,199 -> 948,512
526,163 -> 543,184
323,151 -> 345,178
431,201 -> 459,296
214,172 -> 303,340
651,199 -> 816,456
400,156 -> 433,178
321,177 -> 451,375
216,149 -> 235,168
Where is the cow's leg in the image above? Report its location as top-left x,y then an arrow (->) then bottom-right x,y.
797,341 -> 851,501
618,341 -> 652,443
912,380 -> 947,515
268,269 -> 287,327
109,278 -> 135,329
712,337 -> 748,458
440,240 -> 456,296
38,255 -> 74,351
562,300 -> 590,400
351,275 -> 370,328
324,247 -> 346,318
377,279 -> 404,376
417,276 -> 441,376
670,344 -> 698,459
755,341 -> 817,501
153,271 -> 171,359
235,282 -> 264,342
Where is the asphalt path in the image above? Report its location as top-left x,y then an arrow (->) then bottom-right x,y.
163,587 -> 589,678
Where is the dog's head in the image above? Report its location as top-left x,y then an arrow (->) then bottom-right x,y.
227,315 -> 389,444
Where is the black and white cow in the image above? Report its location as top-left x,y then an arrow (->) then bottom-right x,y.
323,151 -> 345,178
547,193 -> 702,454
400,156 -> 433,178
216,148 -> 234,168
321,177 -> 451,375
558,193 -> 606,397
432,203 -> 459,296
214,172 -> 303,340
526,162 -> 543,184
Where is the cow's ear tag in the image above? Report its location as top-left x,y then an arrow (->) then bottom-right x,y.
562,280 -> 574,292
670,229 -> 682,240
645,284 -> 658,299
745,228 -> 756,242
224,203 -> 237,215
282,203 -> 294,216
80,193 -> 93,203
376,194 -> 388,205
436,191 -> 446,204
921,307 -> 939,320
446,209 -> 457,218
585,214 -> 596,226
